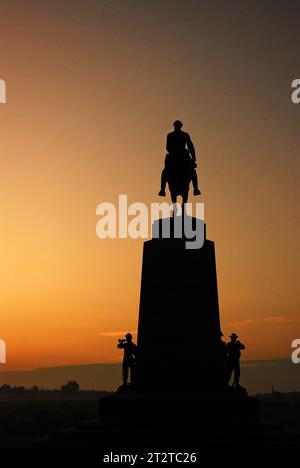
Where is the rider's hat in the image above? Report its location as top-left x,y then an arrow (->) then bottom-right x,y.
125,332 -> 133,340
230,333 -> 238,339
173,120 -> 183,128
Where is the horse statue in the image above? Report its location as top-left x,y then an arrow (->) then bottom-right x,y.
159,151 -> 200,204
158,120 -> 201,204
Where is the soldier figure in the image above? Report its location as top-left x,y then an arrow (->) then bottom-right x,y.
225,333 -> 245,388
117,333 -> 137,386
158,120 -> 201,197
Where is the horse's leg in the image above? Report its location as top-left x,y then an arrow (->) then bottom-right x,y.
182,190 -> 189,216
171,192 -> 180,217
182,193 -> 188,204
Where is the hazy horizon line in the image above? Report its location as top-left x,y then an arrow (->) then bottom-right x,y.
0,357 -> 293,375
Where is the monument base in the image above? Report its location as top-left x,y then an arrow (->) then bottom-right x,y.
98,389 -> 260,431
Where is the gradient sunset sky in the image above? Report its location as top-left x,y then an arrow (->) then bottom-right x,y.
0,0 -> 299,372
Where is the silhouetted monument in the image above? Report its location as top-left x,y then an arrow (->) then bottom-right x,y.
159,120 -> 201,203
97,123 -> 259,445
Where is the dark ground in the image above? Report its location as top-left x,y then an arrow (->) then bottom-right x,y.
0,391 -> 300,448
0,390 -> 111,448
257,392 -> 300,435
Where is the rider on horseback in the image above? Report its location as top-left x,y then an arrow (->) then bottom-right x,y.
158,120 -> 201,197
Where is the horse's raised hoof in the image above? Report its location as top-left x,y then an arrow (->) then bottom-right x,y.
158,189 -> 166,197
193,188 -> 201,196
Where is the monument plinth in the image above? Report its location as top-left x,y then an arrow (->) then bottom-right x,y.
136,216 -> 224,391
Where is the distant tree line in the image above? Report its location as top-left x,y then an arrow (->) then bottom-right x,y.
0,380 -> 80,394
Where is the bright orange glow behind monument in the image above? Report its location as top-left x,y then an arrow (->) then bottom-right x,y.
0,1 -> 299,374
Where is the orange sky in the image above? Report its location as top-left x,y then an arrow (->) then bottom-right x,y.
0,1 -> 299,372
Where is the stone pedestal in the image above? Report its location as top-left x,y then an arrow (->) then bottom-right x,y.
136,216 -> 224,391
